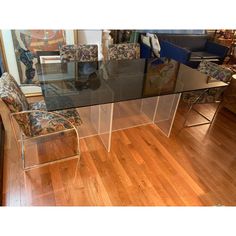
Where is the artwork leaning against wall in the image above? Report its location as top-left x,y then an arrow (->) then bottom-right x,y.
11,30 -> 66,84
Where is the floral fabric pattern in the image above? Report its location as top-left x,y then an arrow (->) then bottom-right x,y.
77,45 -> 98,62
30,100 -> 47,110
60,44 -> 98,62
59,45 -> 77,62
198,60 -> 232,83
0,73 -> 82,137
29,100 -> 82,136
108,43 -> 140,60
182,61 -> 233,104
0,73 -> 29,112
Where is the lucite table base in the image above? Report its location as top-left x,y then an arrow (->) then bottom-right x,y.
77,93 -> 181,152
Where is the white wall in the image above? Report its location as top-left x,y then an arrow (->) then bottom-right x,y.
65,30 -> 75,44
77,30 -> 102,60
1,30 -> 20,83
1,30 -> 101,94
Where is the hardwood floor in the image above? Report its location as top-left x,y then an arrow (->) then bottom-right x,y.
2,102 -> 236,206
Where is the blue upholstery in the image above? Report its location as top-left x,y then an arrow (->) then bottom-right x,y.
205,41 -> 229,63
140,43 -> 152,59
159,41 -> 191,65
139,33 -> 229,68
140,40 -> 191,65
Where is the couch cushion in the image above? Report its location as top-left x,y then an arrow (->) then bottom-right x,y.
190,51 -> 221,61
157,34 -> 208,51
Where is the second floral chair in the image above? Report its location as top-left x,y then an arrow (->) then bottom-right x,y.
0,72 -> 82,170
182,60 -> 233,127
59,44 -> 98,62
108,43 -> 140,60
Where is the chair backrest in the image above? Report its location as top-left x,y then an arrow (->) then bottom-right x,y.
0,73 -> 32,136
59,45 -> 77,62
198,60 -> 233,83
0,73 -> 29,112
108,43 -> 140,60
60,44 -> 98,62
77,45 -> 98,62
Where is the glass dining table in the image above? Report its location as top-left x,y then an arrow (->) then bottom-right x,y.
36,58 -> 228,151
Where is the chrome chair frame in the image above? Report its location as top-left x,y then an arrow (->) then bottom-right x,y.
183,88 -> 225,128
182,60 -> 232,128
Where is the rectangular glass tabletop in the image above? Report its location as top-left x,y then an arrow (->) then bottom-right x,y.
36,58 -> 228,111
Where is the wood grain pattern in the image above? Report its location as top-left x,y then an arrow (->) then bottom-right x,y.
2,102 -> 236,206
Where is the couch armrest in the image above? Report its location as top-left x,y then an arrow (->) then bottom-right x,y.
205,41 -> 229,60
160,40 -> 191,65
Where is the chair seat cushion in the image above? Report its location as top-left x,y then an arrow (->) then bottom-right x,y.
29,100 -> 82,136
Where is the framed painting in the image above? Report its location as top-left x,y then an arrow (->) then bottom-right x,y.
11,30 -> 67,85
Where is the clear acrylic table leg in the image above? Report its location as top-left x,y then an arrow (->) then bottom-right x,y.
152,93 -> 181,137
140,97 -> 159,121
90,103 -> 114,152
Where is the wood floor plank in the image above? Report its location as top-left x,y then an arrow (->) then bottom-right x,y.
2,103 -> 236,206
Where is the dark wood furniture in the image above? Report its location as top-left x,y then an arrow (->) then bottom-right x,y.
223,75 -> 236,114
0,116 -> 5,205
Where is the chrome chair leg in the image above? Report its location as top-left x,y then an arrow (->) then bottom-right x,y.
22,127 -> 80,171
184,101 -> 222,128
20,134 -> 26,170
183,89 -> 209,128
183,102 -> 194,127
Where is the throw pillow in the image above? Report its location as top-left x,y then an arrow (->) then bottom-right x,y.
141,35 -> 151,47
146,33 -> 161,57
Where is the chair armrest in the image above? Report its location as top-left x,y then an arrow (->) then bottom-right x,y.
205,41 -> 229,59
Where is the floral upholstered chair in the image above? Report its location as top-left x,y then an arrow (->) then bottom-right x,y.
182,60 -> 233,127
0,72 -> 82,170
59,45 -> 77,62
77,45 -> 98,62
59,44 -> 98,62
108,43 -> 140,60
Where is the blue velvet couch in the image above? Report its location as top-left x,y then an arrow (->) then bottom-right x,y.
140,34 -> 229,68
